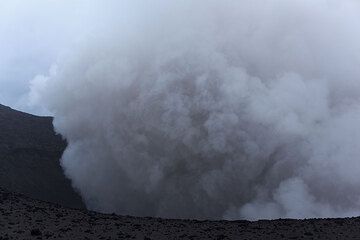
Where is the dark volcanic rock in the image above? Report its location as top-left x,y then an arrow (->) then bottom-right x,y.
1,187 -> 360,239
30,228 -> 42,236
0,104 -> 84,209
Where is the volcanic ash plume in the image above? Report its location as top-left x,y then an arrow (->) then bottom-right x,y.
35,0 -> 360,220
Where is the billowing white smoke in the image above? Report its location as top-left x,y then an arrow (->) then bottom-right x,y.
35,0 -> 360,220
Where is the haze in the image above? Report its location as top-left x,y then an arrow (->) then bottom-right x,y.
2,0 -> 360,220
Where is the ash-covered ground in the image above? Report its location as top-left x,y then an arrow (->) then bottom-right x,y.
1,187 -> 360,240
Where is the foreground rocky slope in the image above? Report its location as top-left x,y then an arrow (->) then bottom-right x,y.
1,187 -> 360,240
0,104 -> 83,209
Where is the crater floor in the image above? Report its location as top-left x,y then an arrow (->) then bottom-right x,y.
1,187 -> 360,240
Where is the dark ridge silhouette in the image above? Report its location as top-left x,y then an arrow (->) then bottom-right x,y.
0,104 -> 84,209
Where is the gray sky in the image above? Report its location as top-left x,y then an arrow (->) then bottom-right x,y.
0,0 -> 121,115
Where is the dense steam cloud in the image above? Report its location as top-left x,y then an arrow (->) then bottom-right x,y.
35,0 -> 360,220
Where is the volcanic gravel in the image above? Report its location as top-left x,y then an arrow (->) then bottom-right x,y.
1,187 -> 360,240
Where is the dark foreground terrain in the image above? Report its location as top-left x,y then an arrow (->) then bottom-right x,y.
1,188 -> 360,240
0,104 -> 83,209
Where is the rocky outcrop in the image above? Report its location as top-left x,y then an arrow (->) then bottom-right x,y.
0,104 -> 84,209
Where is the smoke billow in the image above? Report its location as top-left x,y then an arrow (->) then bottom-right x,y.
34,0 -> 360,220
